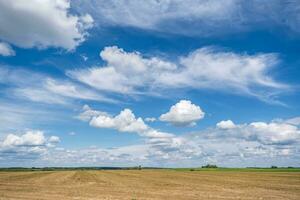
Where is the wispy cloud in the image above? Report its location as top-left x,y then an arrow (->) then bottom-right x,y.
69,46 -> 289,104
73,0 -> 300,37
0,66 -> 116,105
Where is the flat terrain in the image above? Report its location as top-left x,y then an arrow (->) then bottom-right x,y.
0,170 -> 299,200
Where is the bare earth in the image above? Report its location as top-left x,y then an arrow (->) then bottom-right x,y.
0,170 -> 299,200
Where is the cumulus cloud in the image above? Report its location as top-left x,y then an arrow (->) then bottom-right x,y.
0,130 -> 60,161
216,120 -> 236,129
0,42 -> 15,56
83,105 -> 172,138
0,0 -> 93,50
0,131 -> 60,148
69,46 -> 288,103
90,109 -> 148,133
1,131 -> 46,147
73,0 -> 300,36
182,117 -> 300,166
159,100 -> 205,126
249,122 -> 300,145
205,120 -> 300,145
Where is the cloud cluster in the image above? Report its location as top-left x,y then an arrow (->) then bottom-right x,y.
69,46 -> 287,103
75,104 -> 300,167
38,116 -> 300,167
2,115 -> 300,167
73,0 -> 300,36
249,122 -> 300,145
212,120 -> 300,145
189,118 -> 300,166
78,105 -> 203,163
0,130 -> 60,161
159,100 -> 205,126
83,106 -> 173,138
1,131 -> 46,147
0,0 -> 93,50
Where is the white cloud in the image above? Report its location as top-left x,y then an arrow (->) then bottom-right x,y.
1,133 -> 42,147
45,79 -> 114,103
217,120 -> 236,129
69,46 -> 288,103
206,120 -> 300,145
0,130 -> 59,149
159,100 -> 205,126
14,87 -> 69,105
249,122 -> 300,145
1,67 -> 113,105
145,117 -> 156,122
90,109 -> 149,133
69,132 -> 76,136
0,42 -> 15,56
176,47 -> 285,90
284,117 -> 300,126
86,106 -> 172,138
0,130 -> 60,163
49,136 -> 60,143
0,0 -> 93,50
77,105 -> 106,122
73,0 -> 300,36
72,0 -> 238,35
68,46 -> 176,94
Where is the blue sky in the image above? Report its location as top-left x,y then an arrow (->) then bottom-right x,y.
0,0 -> 300,167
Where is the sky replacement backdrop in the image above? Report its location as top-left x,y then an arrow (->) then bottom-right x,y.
0,0 -> 300,167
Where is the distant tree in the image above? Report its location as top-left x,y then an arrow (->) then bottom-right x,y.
271,166 -> 278,169
138,165 -> 142,170
202,164 -> 218,168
